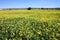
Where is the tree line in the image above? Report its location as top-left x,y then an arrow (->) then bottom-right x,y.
1,7 -> 60,10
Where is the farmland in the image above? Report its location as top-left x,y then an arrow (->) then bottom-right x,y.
0,10 -> 60,40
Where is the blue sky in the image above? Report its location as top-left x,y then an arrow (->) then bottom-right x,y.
0,0 -> 60,8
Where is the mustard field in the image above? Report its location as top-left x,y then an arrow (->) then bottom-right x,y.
0,10 -> 60,21
0,10 -> 60,40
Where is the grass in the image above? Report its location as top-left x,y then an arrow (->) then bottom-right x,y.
0,10 -> 60,40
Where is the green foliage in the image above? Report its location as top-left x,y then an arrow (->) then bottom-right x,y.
0,18 -> 60,40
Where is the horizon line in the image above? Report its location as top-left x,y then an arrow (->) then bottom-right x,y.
0,7 -> 60,9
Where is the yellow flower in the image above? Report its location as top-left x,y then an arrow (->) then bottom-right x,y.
37,31 -> 42,35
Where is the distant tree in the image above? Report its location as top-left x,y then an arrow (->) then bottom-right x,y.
41,8 -> 44,10
27,7 -> 31,10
